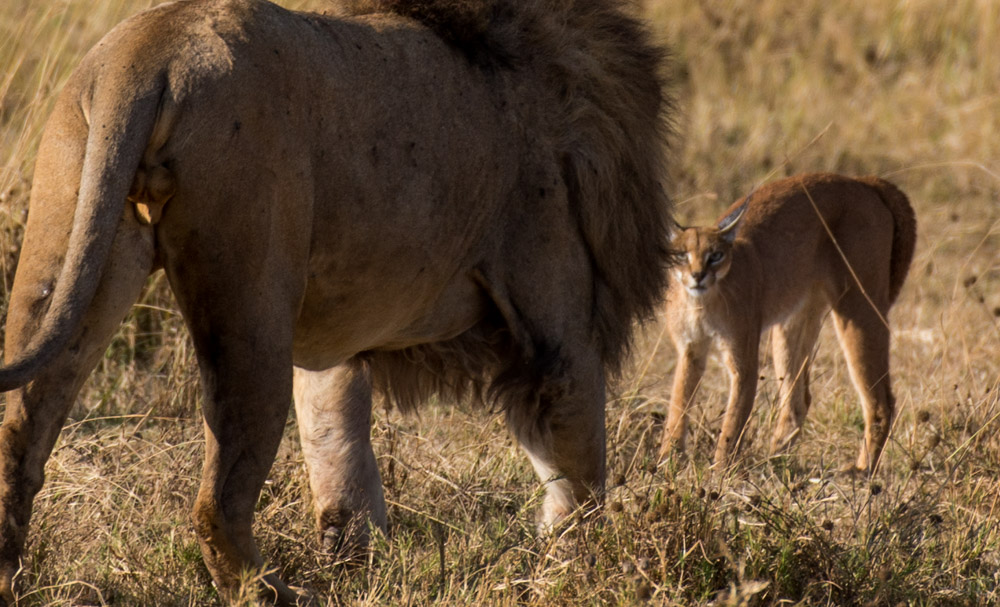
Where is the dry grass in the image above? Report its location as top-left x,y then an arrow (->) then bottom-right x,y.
1,0 -> 999,605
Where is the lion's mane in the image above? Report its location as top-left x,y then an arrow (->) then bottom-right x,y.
346,0 -> 675,411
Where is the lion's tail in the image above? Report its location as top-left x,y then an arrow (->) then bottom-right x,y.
0,73 -> 165,391
859,176 -> 918,305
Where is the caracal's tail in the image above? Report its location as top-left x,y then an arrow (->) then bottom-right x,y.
859,176 -> 917,305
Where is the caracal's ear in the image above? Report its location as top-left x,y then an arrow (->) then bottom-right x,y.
669,217 -> 687,243
667,218 -> 688,264
717,195 -> 749,242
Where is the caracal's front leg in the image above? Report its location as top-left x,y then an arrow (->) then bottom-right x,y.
659,337 -> 709,461
714,336 -> 760,467
769,293 -> 827,455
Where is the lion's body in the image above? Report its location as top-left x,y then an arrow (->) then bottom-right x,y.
0,0 -> 672,603
660,173 -> 916,471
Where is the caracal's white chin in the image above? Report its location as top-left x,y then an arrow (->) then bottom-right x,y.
685,284 -> 708,297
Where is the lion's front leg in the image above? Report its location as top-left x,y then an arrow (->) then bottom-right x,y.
506,347 -> 606,530
292,362 -> 386,553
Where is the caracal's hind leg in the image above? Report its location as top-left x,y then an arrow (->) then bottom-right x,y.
507,343 -> 606,530
714,336 -> 760,467
293,362 -> 386,552
769,293 -> 827,455
830,291 -> 894,473
0,211 -> 154,603
659,337 -> 709,461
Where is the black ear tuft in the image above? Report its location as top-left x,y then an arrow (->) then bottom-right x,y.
717,195 -> 749,241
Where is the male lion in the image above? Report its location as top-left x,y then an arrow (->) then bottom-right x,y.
0,0 -> 673,603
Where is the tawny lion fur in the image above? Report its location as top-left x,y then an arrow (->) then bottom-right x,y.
0,0 -> 673,603
660,173 -> 916,472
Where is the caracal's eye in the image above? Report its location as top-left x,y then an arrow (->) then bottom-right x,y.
707,251 -> 724,265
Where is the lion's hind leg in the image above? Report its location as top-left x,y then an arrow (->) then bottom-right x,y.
180,310 -> 300,604
292,362 -> 386,554
0,211 -> 154,603
163,256 -> 303,604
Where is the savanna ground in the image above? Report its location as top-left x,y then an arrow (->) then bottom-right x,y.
1,0 -> 998,605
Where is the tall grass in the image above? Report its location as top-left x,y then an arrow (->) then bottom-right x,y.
649,0 -> 1000,210
1,0 -> 998,605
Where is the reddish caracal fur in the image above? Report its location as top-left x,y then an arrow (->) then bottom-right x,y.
661,173 -> 916,472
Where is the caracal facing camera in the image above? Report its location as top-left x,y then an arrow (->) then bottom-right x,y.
660,173 -> 916,472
